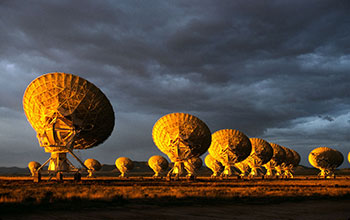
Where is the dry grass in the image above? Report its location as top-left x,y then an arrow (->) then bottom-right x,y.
1,176 -> 350,206
2,175 -> 350,219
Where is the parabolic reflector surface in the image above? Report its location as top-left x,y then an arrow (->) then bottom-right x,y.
148,155 -> 169,174
208,129 -> 251,166
281,146 -> 294,166
308,147 -> 343,170
267,143 -> 286,166
152,113 -> 211,161
205,154 -> 223,174
245,138 -> 273,166
23,72 -> 115,150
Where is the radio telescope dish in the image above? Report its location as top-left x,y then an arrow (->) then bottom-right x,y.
84,158 -> 102,177
28,161 -> 41,176
290,149 -> 301,168
263,143 -> 286,178
185,157 -> 202,170
152,113 -> 211,179
309,147 -> 343,178
234,161 -> 250,177
23,72 -> 114,150
204,154 -> 223,177
23,72 -> 115,179
284,148 -> 301,178
240,138 -> 273,178
148,155 -> 169,177
184,157 -> 203,178
115,157 -> 134,177
208,129 -> 251,177
280,146 -> 295,178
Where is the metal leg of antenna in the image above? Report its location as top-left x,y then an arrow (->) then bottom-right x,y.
184,166 -> 196,181
37,157 -> 52,172
153,172 -> 160,179
67,148 -> 89,170
87,170 -> 94,178
166,167 -> 174,181
119,172 -> 127,178
66,159 -> 78,171
48,173 -> 53,181
166,170 -> 172,181
56,155 -> 60,170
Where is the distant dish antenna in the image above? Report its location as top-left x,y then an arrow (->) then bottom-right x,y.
28,161 -> 41,176
84,158 -> 102,177
283,148 -> 301,178
23,72 -> 115,181
309,147 -> 343,178
115,157 -> 134,177
280,146 -> 296,178
208,129 -> 252,177
204,154 -> 223,177
290,149 -> 301,168
263,143 -> 286,178
234,161 -> 250,177
240,138 -> 273,178
184,157 -> 203,178
152,113 -> 211,179
148,155 -> 169,178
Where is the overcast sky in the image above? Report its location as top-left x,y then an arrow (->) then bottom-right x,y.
0,0 -> 349,167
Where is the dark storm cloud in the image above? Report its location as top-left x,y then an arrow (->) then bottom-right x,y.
318,115 -> 334,122
0,0 -> 350,166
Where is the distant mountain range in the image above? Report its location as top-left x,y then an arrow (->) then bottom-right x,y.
0,166 -> 30,175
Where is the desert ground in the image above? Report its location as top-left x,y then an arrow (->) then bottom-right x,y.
1,174 -> 350,220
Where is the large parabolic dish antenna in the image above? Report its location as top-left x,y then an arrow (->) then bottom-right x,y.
208,129 -> 251,177
309,147 -> 343,178
152,113 -> 211,178
23,72 -> 115,177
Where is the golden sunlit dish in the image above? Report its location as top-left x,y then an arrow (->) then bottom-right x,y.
23,72 -> 115,181
239,138 -> 273,178
148,155 -> 169,177
208,129 -> 251,177
115,157 -> 134,177
152,113 -> 211,179
84,158 -> 102,178
308,147 -> 344,178
263,143 -> 286,178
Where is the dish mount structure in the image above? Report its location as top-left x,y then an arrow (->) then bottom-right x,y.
23,72 -> 115,181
